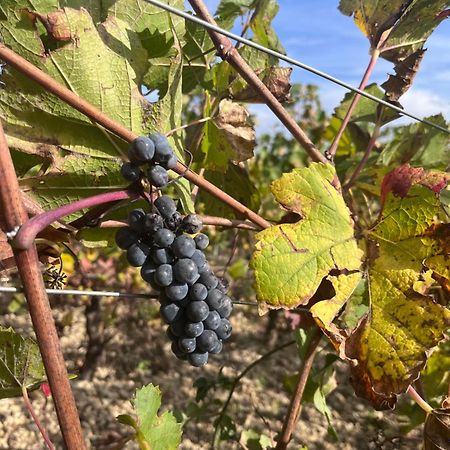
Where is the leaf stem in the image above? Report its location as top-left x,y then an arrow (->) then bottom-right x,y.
186,0 -> 328,165
12,190 -> 139,250
212,340 -> 296,447
21,385 -> 55,450
166,116 -> 212,136
0,121 -> 86,449
275,328 -> 322,450
327,49 -> 380,160
406,386 -> 433,413
0,44 -> 270,230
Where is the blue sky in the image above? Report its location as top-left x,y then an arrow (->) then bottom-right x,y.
193,0 -> 450,129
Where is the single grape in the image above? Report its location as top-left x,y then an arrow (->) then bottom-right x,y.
128,209 -> 146,233
188,351 -> 208,367
144,213 -> 164,233
210,339 -> 223,354
197,330 -> 219,353
198,262 -> 210,274
160,302 -> 182,324
115,227 -> 139,250
162,153 -> 178,170
199,270 -> 218,290
205,288 -> 224,310
173,259 -> 199,285
171,340 -> 187,360
217,295 -> 233,318
154,228 -> 175,248
186,300 -> 209,322
151,247 -> 174,265
178,337 -> 196,354
170,319 -> 186,337
129,136 -> 155,163
189,283 -> 208,301
181,214 -> 203,234
127,242 -> 150,267
184,321 -> 204,338
203,311 -> 221,330
148,165 -> 169,187
154,196 -> 177,219
120,162 -> 141,182
166,211 -> 182,231
153,142 -> 174,166
155,264 -> 173,287
165,282 -> 189,301
216,318 -> 232,340
194,233 -> 209,250
191,249 -> 207,272
171,235 -> 196,258
149,132 -> 169,146
217,278 -> 229,294
140,260 -> 157,283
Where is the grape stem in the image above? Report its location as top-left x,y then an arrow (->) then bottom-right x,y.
0,44 -> 271,230
406,386 -> 433,413
12,190 -> 139,250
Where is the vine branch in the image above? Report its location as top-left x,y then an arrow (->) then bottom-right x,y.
186,0 -> 329,165
276,328 -> 322,450
0,121 -> 86,449
0,44 -> 270,230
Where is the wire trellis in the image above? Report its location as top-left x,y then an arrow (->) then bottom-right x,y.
145,0 -> 450,135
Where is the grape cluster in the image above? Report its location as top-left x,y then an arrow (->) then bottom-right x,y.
120,133 -> 177,188
115,135 -> 233,367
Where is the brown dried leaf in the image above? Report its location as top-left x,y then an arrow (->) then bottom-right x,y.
26,9 -> 74,42
424,408 -> 450,450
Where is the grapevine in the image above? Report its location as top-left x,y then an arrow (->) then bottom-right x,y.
115,134 -> 233,367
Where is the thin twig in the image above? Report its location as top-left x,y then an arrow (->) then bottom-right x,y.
21,386 -> 55,450
343,116 -> 382,192
212,340 -> 296,447
276,328 -> 322,450
0,122 -> 86,449
0,44 -> 270,230
166,116 -> 212,136
186,0 -> 328,165
328,49 -> 380,160
191,167 -> 205,202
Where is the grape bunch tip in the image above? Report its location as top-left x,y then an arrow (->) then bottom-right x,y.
116,135 -> 233,367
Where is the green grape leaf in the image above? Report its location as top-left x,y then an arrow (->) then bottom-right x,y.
344,165 -> 450,408
0,327 -> 46,399
250,163 -> 363,311
201,99 -> 255,171
377,114 -> 450,170
119,384 -> 182,450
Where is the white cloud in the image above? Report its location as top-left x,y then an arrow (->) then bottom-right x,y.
399,88 -> 450,121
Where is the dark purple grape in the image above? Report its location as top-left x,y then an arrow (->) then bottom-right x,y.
162,153 -> 178,170
151,247 -> 174,265
191,250 -> 207,271
189,283 -> 208,301
172,235 -> 196,258
210,339 -> 223,354
170,319 -> 186,337
148,165 -> 168,187
173,259 -> 199,285
217,278 -> 229,293
127,242 -> 150,267
120,162 -> 141,182
160,302 -> 182,324
128,209 -> 146,233
149,132 -> 169,146
155,264 -> 173,287
203,311 -> 221,330
154,228 -> 175,247
165,282 -> 189,301
185,321 -> 204,338
188,351 -> 208,367
199,270 -> 218,290
153,142 -> 174,166
171,341 -> 187,360
194,233 -> 209,250
205,289 -> 224,310
186,300 -> 209,322
166,212 -> 182,231
140,260 -> 157,283
178,337 -> 196,354
115,227 -> 138,250
154,196 -> 177,219
217,296 -> 233,318
166,326 -> 177,341
216,318 -> 232,340
181,214 -> 202,234
129,136 -> 155,163
197,330 -> 219,353
144,213 -> 164,233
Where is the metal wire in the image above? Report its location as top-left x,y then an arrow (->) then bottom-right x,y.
145,0 -> 450,135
